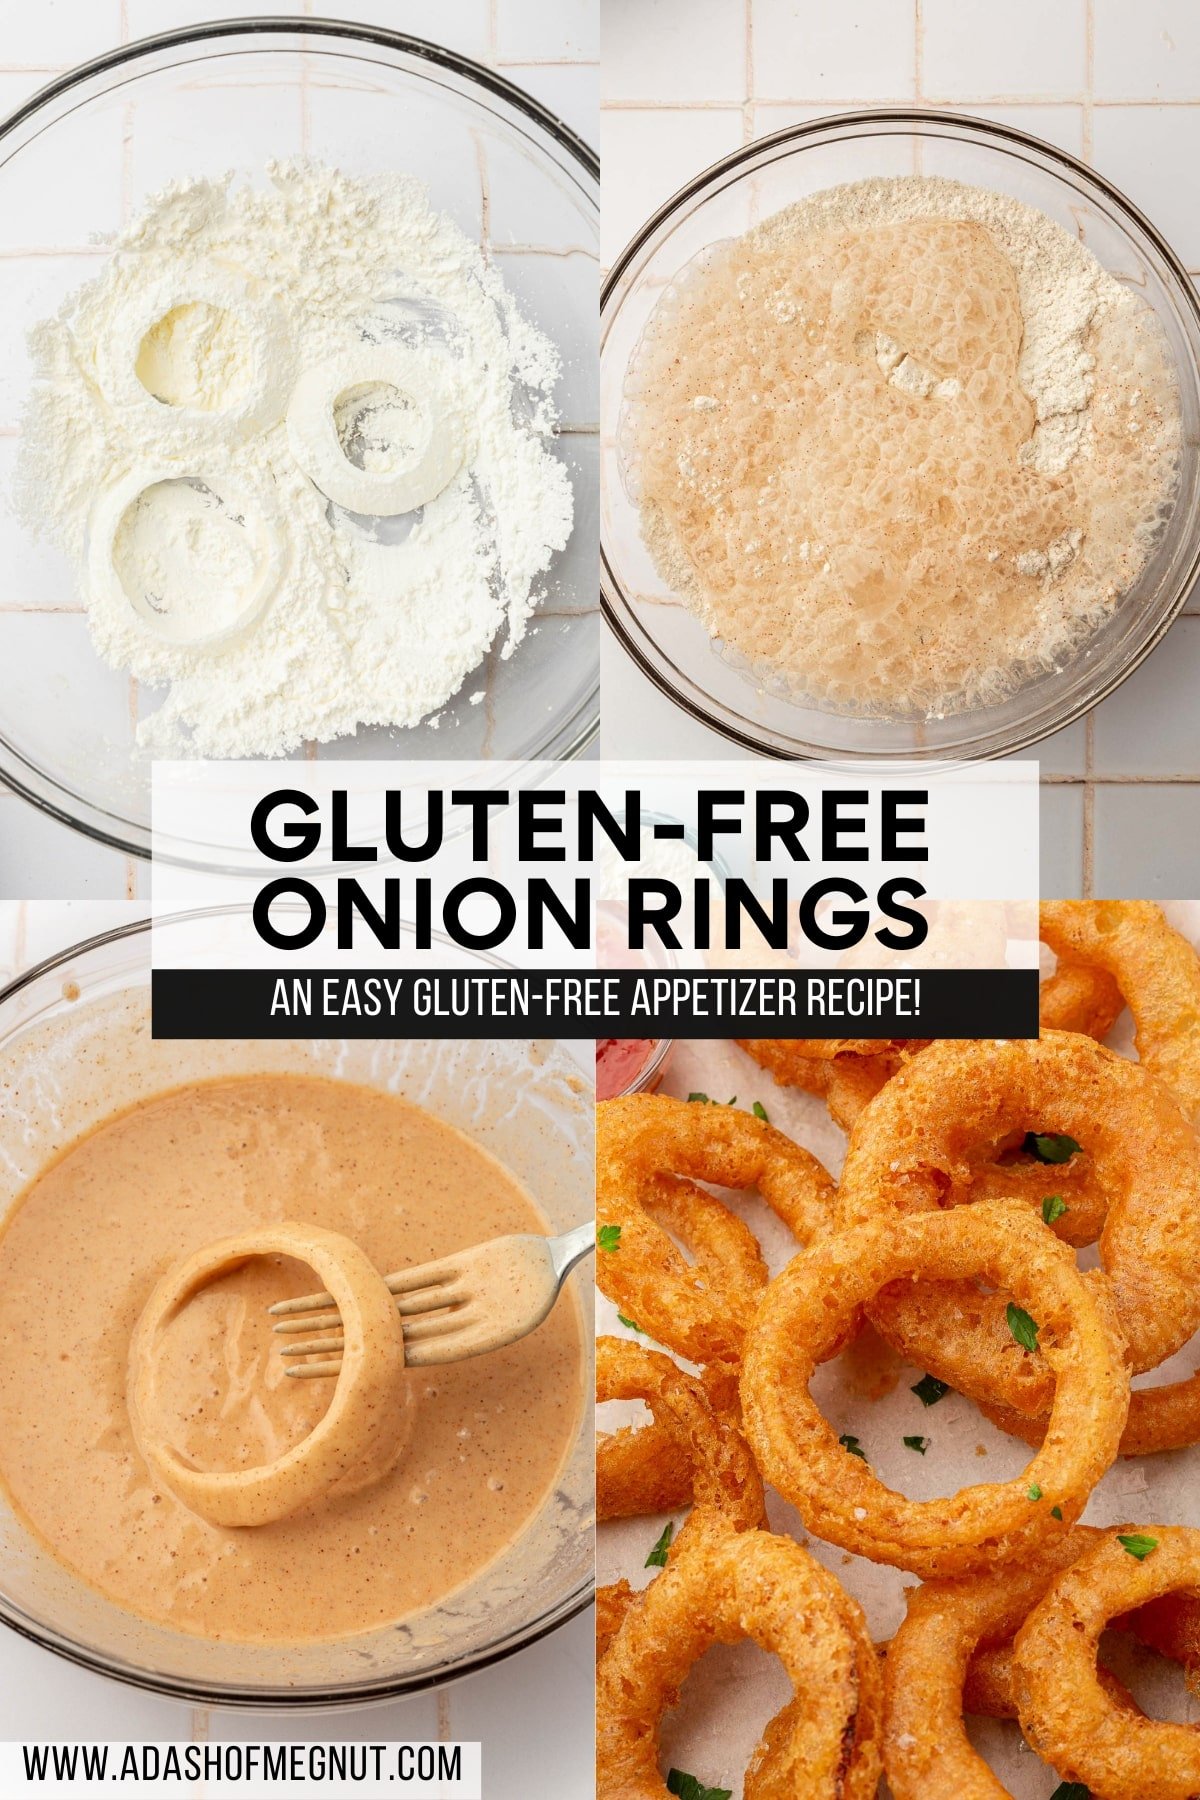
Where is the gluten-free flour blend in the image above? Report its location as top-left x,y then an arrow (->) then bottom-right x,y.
17,161 -> 574,757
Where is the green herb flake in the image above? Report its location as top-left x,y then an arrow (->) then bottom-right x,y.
666,1772 -> 732,1800
911,1374 -> 951,1408
1048,1783 -> 1091,1800
1025,1132 -> 1082,1164
687,1092 -> 710,1105
1027,1483 -> 1043,1502
752,1100 -> 769,1122
1051,1506 -> 1063,1521
645,1521 -> 675,1568
1042,1194 -> 1069,1226
839,1433 -> 867,1462
903,1435 -> 928,1455
1006,1302 -> 1040,1353
597,1224 -> 622,1254
616,1314 -> 641,1333
1118,1532 -> 1159,1562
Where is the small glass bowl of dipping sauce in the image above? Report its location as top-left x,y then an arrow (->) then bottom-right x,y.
596,1034 -> 675,1101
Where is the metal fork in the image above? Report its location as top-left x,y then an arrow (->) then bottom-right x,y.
268,1221 -> 595,1375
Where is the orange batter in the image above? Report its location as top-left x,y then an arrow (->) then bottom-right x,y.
0,1073 -> 584,1644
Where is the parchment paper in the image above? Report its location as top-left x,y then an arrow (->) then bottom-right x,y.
597,901 -> 1200,1798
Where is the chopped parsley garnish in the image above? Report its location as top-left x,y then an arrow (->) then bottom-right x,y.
687,1092 -> 709,1104
1049,1784 -> 1091,1800
752,1100 -> 769,1122
1042,1194 -> 1069,1226
666,1773 -> 732,1800
1025,1132 -> 1081,1164
1006,1303 -> 1040,1353
839,1433 -> 867,1461
645,1522 -> 675,1568
597,1224 -> 622,1253
1027,1483 -> 1043,1502
1051,1506 -> 1063,1521
1118,1532 -> 1159,1562
616,1314 -> 641,1333
903,1435 -> 928,1455
912,1373 -> 951,1407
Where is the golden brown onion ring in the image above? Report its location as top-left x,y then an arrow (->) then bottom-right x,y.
1013,1524 -> 1200,1800
740,1200 -> 1128,1578
838,1033 -> 1200,1416
884,1529 -> 1138,1798
1041,899 -> 1200,1124
596,1525 -> 882,1800
597,1351 -> 742,1523
128,1223 -> 409,1527
595,1093 -> 836,1364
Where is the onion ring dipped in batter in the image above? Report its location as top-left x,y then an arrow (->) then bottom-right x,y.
884,1529 -> 1146,1799
128,1223 -> 410,1528
1013,1525 -> 1200,1800
740,1200 -> 1128,1578
838,1032 -> 1200,1419
595,1093 -> 837,1364
596,1525 -> 882,1800
1041,899 -> 1200,1124
596,1336 -> 764,1656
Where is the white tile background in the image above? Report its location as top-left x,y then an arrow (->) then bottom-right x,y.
601,0 -> 1200,897
0,0 -> 598,901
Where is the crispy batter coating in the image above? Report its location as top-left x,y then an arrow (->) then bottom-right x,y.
1041,899 -> 1200,1124
1013,1525 -> 1200,1800
596,1525 -> 882,1800
740,1200 -> 1128,1577
597,1352 -> 742,1522
595,1093 -> 837,1364
838,1033 -> 1200,1417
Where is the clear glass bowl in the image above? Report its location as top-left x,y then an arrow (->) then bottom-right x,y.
0,912 -> 594,1708
601,109 -> 1200,760
0,20 -> 598,856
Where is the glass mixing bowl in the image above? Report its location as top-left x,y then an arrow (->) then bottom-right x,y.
0,19 -> 598,856
0,913 -> 594,1707
601,109 -> 1200,760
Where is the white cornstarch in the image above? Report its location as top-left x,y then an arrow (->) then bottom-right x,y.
18,161 -> 574,757
620,175 -> 1181,718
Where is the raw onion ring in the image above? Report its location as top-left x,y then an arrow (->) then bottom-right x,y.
740,1199 -> 1128,1577
128,1223 -> 409,1527
596,1093 -> 836,1364
1013,1524 -> 1200,1800
596,1525 -> 882,1800
838,1032 -> 1200,1416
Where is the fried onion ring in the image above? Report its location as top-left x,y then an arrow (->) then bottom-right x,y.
884,1529 -> 1137,1798
838,1033 -> 1200,1417
596,1525 -> 882,1800
128,1223 -> 409,1527
1041,899 -> 1200,1124
595,1093 -> 836,1364
740,1200 -> 1128,1577
1013,1524 -> 1200,1800
597,1352 -> 742,1522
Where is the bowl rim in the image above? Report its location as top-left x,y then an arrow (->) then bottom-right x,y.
0,909 -> 595,1709
599,104 -> 1200,762
0,15 -> 600,859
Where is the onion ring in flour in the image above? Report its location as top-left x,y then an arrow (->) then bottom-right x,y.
1013,1525 -> 1200,1800
128,1223 -> 409,1527
596,1525 -> 882,1800
596,1094 -> 837,1364
740,1200 -> 1128,1577
837,1032 -> 1200,1416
